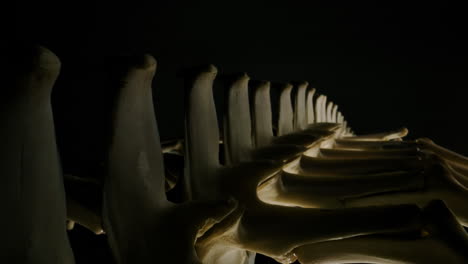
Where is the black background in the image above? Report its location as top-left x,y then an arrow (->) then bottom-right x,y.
13,2 -> 468,263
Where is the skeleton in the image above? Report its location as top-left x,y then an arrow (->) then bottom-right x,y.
101,55 -> 237,263
186,65 -> 425,264
4,46 -> 468,264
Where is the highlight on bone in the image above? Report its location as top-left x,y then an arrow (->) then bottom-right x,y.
4,45 -> 468,264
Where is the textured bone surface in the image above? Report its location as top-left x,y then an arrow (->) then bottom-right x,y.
294,200 -> 468,264
1,47 -> 74,263
7,46 -> 468,264
102,57 -> 236,263
186,66 -> 424,263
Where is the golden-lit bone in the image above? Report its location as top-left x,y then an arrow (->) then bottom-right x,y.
185,66 -> 423,263
334,138 -> 417,150
331,104 -> 338,123
299,154 -> 423,175
321,96 -> 328,122
1,46 -> 74,263
318,147 -> 419,159
277,83 -> 295,136
66,196 -> 103,235
224,76 -> 305,165
343,157 -> 468,226
342,127 -> 409,141
251,81 -> 333,150
315,95 -> 325,122
306,87 -> 316,124
337,111 -> 344,123
292,81 -> 309,131
417,138 -> 468,169
326,101 -> 333,122
101,57 -> 236,264
259,168 -> 425,208
294,200 -> 468,264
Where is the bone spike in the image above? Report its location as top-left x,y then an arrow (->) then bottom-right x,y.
326,101 -> 333,122
277,83 -> 294,136
331,104 -> 338,123
1,46 -> 74,263
321,95 -> 328,122
251,81 -> 274,147
293,81 -> 308,131
223,73 -> 252,165
315,95 -> 324,122
306,88 -> 316,124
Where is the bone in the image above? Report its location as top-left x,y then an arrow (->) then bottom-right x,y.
259,169 -> 425,208
337,111 -> 344,123
334,138 -> 418,150
250,81 -> 328,150
251,81 -> 274,148
102,59 -> 236,264
342,127 -> 409,141
66,196 -> 104,235
326,101 -> 333,122
1,46 -> 74,263
315,95 -> 325,122
224,77 -> 305,164
186,66 -> 423,263
222,73 -> 253,165
417,138 -> 468,168
294,200 -> 468,264
277,83 -> 295,136
331,104 -> 338,123
343,158 -> 468,226
318,147 -> 419,159
321,95 -> 328,122
292,81 -> 308,131
306,88 -> 316,124
299,153 -> 424,175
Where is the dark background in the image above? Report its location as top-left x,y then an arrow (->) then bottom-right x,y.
13,2 -> 468,263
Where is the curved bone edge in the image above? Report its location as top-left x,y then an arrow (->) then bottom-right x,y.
275,170 -> 426,208
271,132 -> 329,148
315,95 -> 324,123
66,197 -> 103,235
446,163 -> 468,188
224,73 -> 253,164
337,112 -> 344,123
235,203 -> 422,259
184,65 -> 222,199
306,88 -> 316,124
319,147 -> 419,159
334,139 -> 418,150
292,81 -> 308,131
321,96 -> 328,122
1,46 -> 74,263
294,234 -> 467,264
326,101 -> 333,123
343,163 -> 468,226
102,54 -> 172,262
251,144 -> 306,164
196,158 -> 423,260
251,81 -> 274,148
304,122 -> 342,132
331,104 -> 338,123
299,155 -> 424,175
277,83 -> 294,136
342,127 -> 409,141
417,138 -> 468,168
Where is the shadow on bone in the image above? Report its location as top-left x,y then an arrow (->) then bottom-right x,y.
101,55 -> 236,264
184,65 -> 423,263
1,46 -> 74,263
